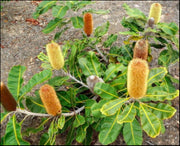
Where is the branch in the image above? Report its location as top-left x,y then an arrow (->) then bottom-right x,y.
95,45 -> 108,63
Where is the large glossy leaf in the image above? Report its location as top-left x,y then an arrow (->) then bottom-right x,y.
103,34 -> 118,48
103,63 -> 126,82
52,6 -> 69,18
98,111 -> 123,145
71,16 -> 83,28
33,1 -> 56,19
141,103 -> 176,120
94,82 -> 119,100
157,22 -> 178,36
19,69 -> 52,100
94,21 -> 109,37
140,103 -> 161,138
73,115 -> 85,128
78,51 -> 103,77
42,18 -> 62,34
76,123 -> 89,143
4,115 -> 30,145
117,103 -> 136,124
101,98 -> 130,116
147,67 -> 167,86
123,118 -> 143,145
7,65 -> 26,100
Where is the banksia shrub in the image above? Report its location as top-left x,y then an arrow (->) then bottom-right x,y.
149,3 -> 162,24
46,41 -> 64,70
83,13 -> 93,37
133,39 -> 149,60
127,59 -> 149,99
39,84 -> 62,116
0,82 -> 17,111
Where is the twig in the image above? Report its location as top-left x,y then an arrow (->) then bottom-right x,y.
95,45 -> 108,63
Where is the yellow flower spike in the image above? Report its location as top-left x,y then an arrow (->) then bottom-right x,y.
46,41 -> 64,70
39,84 -> 62,116
149,3 -> 162,24
1,82 -> 17,111
83,13 -> 93,37
133,39 -> 149,60
127,59 -> 149,99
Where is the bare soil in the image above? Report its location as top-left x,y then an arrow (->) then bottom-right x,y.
1,1 -> 179,145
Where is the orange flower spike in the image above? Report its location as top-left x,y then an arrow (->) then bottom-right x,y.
46,41 -> 64,70
39,84 -> 62,116
133,39 -> 149,60
149,3 -> 162,24
127,59 -> 149,99
83,13 -> 93,37
1,82 -> 17,111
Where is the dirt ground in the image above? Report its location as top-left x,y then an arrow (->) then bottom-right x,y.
1,1 -> 179,145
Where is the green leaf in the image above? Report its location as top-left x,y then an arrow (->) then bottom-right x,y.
122,3 -> 147,19
76,123 -> 89,143
85,99 -> 96,124
119,31 -> 139,36
141,103 -> 176,120
52,6 -> 69,18
71,16 -> 83,28
71,1 -> 92,11
48,76 -> 69,87
1,111 -> 9,124
94,82 -> 119,100
166,74 -> 179,84
160,120 -> 165,134
37,52 -> 49,63
58,115 -> 65,129
157,22 -> 178,36
103,63 -> 126,82
98,111 -> 123,145
54,27 -> 69,40
148,67 -> 167,87
94,21 -> 109,37
4,115 -> 30,145
40,133 -> 50,145
42,18 -> 62,34
103,34 -> 118,48
7,65 -> 26,100
91,100 -> 110,117
117,103 -> 136,124
123,118 -> 143,145
158,44 -> 179,67
83,126 -> 93,145
101,98 -> 130,116
48,120 -> 58,145
141,86 -> 179,102
33,1 -> 56,19
83,9 -> 110,14
73,115 -> 85,128
19,69 -> 52,100
110,77 -> 126,91
66,126 -> 75,145
140,103 -> 161,138
78,51 -> 103,77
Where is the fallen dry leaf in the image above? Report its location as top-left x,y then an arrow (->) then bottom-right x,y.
31,0 -> 42,6
26,18 -> 40,26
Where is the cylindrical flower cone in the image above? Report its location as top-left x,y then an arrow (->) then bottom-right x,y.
83,13 -> 93,37
127,59 -> 149,99
39,84 -> 62,116
149,3 -> 162,24
46,41 -> 64,70
1,82 -> 17,111
133,39 -> 149,60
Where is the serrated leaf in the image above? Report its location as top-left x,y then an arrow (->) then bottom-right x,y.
98,111 -> 123,145
52,6 -> 69,18
103,63 -> 126,82
123,118 -> 142,145
101,98 -> 129,116
19,69 -> 52,100
157,22 -> 178,36
117,103 -> 136,124
103,34 -> 118,48
141,103 -> 176,120
42,18 -> 62,34
33,1 -> 56,19
71,16 -> 83,28
7,65 -> 26,100
37,52 -> 49,63
140,103 -> 161,138
76,123 -> 89,143
78,51 -> 103,77
94,21 -> 109,37
4,115 -> 30,145
148,67 -> 167,87
110,76 -> 126,91
91,100 -> 110,118
94,82 -> 119,100
48,76 -> 69,87
73,115 -> 85,128
58,115 -> 65,129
